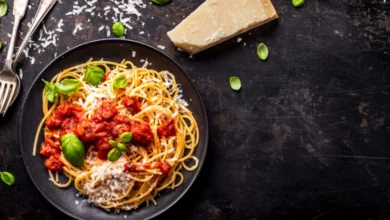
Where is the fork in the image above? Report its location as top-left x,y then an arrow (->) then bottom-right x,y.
0,0 -> 29,115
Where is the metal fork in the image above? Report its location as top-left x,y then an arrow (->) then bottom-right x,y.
0,0 -> 29,115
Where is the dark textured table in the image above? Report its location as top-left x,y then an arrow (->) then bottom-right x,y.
1,0 -> 390,219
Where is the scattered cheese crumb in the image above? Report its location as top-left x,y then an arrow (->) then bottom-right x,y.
237,37 -> 242,43
73,23 -> 83,35
98,25 -> 105,32
157,45 -> 166,50
106,25 -> 111,37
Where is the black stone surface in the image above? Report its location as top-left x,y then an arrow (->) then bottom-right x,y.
0,0 -> 389,219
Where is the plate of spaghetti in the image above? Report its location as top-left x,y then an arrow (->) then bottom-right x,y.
19,39 -> 208,220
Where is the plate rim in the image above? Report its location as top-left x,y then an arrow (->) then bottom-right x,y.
18,38 -> 209,220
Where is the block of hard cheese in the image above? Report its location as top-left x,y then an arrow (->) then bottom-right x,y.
167,0 -> 278,54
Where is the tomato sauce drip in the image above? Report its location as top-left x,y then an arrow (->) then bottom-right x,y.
131,121 -> 153,147
157,118 -> 176,138
122,96 -> 141,115
103,70 -> 111,81
123,160 -> 171,174
41,97 -> 155,171
40,135 -> 62,171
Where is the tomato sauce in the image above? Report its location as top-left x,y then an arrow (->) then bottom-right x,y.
157,118 -> 176,138
131,121 -> 153,147
123,160 -> 171,174
122,96 -> 141,115
41,97 -> 155,171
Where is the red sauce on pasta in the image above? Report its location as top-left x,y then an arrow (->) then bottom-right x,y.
40,96 -> 158,170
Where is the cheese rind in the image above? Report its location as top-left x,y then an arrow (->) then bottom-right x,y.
167,0 -> 278,54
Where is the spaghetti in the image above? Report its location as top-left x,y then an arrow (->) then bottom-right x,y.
33,59 -> 199,212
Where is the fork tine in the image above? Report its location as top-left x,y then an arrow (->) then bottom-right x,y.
0,83 -> 10,115
2,83 -> 17,116
0,82 -> 6,111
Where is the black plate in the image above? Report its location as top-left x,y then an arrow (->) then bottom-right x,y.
19,39 -> 208,220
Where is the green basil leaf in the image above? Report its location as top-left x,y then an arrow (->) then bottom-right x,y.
61,133 -> 85,167
116,143 -> 128,152
0,171 -> 15,186
0,0 -> 8,18
0,42 -> 3,51
112,76 -> 128,89
257,43 -> 269,61
151,0 -> 171,5
229,76 -> 241,91
108,148 -> 122,162
112,22 -> 125,37
85,65 -> 105,86
119,132 -> 132,143
109,140 -> 118,147
55,79 -> 80,95
42,79 -> 58,103
292,0 -> 305,8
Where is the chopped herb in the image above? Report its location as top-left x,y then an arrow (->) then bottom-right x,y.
109,140 -> 118,147
119,132 -> 132,143
0,171 -> 15,186
108,148 -> 122,162
42,79 -> 58,103
85,65 -> 105,86
112,22 -> 125,37
0,0 -> 8,18
257,43 -> 269,61
0,42 -> 3,51
117,143 -> 128,152
112,76 -> 128,89
61,134 -> 85,167
55,79 -> 80,95
151,0 -> 171,5
292,0 -> 305,8
229,76 -> 241,91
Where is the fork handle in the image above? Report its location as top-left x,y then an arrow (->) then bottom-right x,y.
5,15 -> 22,64
13,0 -> 58,68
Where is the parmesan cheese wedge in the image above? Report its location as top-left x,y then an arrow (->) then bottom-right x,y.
167,0 -> 278,54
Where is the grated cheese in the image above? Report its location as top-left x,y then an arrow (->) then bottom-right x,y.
83,157 -> 135,206
98,25 -> 105,32
73,23 -> 83,35
157,45 -> 166,50
66,0 -> 146,35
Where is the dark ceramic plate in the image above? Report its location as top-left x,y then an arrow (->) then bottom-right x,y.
19,39 -> 208,220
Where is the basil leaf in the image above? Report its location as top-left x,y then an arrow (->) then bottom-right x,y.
112,22 -> 125,37
61,134 -> 85,167
117,143 -> 128,152
109,140 -> 118,147
257,43 -> 269,61
119,132 -> 132,143
108,148 -> 122,162
0,42 -> 3,51
151,0 -> 171,5
0,0 -> 8,18
42,79 -> 58,103
85,65 -> 105,86
0,171 -> 15,186
55,79 -> 80,95
229,76 -> 241,91
292,0 -> 305,8
112,76 -> 128,89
